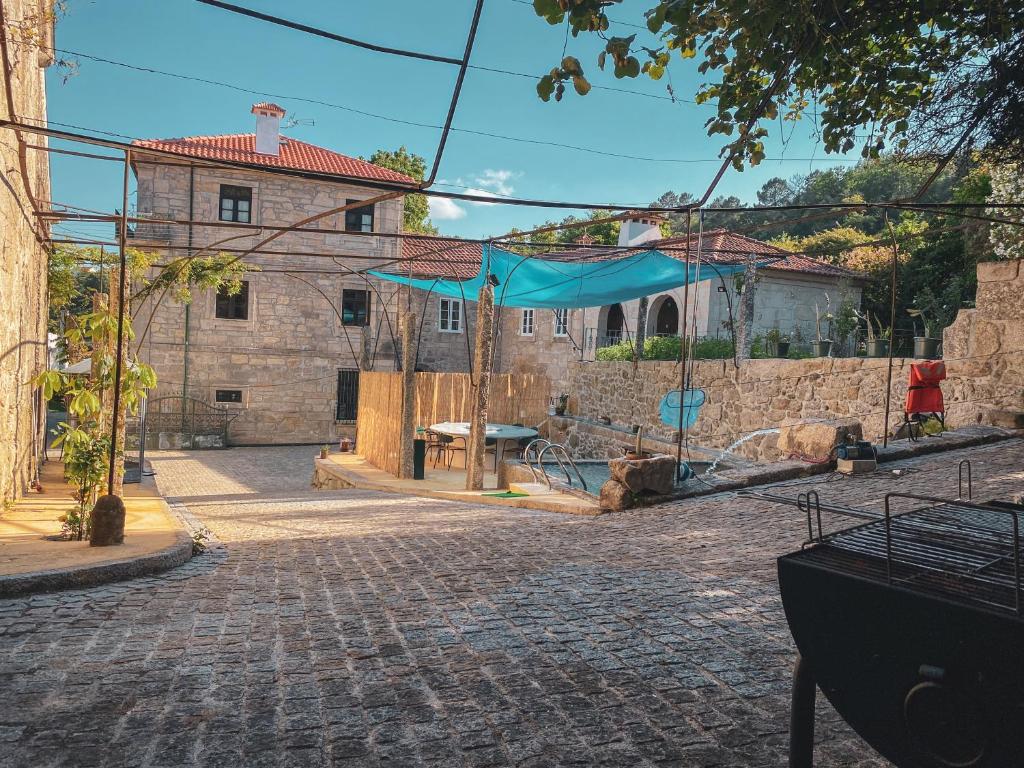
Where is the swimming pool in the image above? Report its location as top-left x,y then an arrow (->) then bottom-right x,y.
539,459 -> 717,496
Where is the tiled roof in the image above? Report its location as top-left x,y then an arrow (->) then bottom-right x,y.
657,229 -> 862,279
130,134 -> 417,184
251,102 -> 285,114
401,237 -> 481,279
397,228 -> 861,282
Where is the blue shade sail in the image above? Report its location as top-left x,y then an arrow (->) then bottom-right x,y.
369,244 -> 752,309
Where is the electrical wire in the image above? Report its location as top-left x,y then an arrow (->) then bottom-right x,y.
34,46 -> 858,166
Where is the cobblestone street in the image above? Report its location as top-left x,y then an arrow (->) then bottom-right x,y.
2,441 -> 1022,767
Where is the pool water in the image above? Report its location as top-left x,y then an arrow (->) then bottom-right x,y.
540,459 -> 715,495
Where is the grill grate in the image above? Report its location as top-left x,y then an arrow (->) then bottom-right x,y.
799,494 -> 1023,617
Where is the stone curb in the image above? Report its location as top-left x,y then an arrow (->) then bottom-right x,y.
0,527 -> 193,598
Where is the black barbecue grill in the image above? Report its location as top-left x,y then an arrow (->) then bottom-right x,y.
756,468 -> 1024,768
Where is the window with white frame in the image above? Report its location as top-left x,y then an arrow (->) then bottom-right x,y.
520,308 -> 535,336
439,298 -> 462,333
553,308 -> 569,337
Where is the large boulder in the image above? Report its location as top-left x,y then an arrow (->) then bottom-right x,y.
608,453 -> 676,495
599,479 -> 634,512
776,418 -> 863,461
90,494 -> 126,546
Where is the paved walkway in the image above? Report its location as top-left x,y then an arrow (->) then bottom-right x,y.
2,442 -> 1022,767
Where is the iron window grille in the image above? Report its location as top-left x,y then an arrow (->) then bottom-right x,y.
336,369 -> 358,421
215,280 -> 249,320
344,199 -> 375,232
341,289 -> 371,326
215,389 -> 243,404
520,308 -> 535,336
439,298 -> 462,333
553,308 -> 569,337
219,184 -> 252,223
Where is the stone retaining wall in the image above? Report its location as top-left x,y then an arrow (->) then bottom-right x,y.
563,259 -> 1024,459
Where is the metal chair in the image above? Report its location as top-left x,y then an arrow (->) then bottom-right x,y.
424,430 -> 447,468
435,434 -> 466,470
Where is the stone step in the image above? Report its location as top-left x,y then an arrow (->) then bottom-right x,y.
508,482 -> 558,496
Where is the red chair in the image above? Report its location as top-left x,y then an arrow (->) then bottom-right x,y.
902,360 -> 946,439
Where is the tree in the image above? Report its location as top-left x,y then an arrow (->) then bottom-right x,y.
367,147 -> 438,234
37,245 -> 251,540
989,163 -> 1024,260
505,210 -> 621,247
530,1 -> 1024,165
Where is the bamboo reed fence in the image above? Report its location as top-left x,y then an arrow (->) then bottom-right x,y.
355,372 -> 550,475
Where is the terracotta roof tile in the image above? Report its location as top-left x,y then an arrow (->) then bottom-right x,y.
251,102 -> 285,114
398,229 -> 861,282
657,229 -> 862,279
131,133 -> 416,185
400,237 -> 480,279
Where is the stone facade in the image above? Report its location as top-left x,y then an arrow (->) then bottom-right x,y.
579,269 -> 862,357
559,258 -> 1024,461
0,0 -> 51,502
133,156 -> 405,445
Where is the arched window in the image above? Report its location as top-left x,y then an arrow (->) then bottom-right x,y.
605,303 -> 624,340
655,297 -> 679,335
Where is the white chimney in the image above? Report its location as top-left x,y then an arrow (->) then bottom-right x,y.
617,211 -> 666,247
251,102 -> 285,156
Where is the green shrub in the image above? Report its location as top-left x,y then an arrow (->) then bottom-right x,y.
595,341 -> 636,361
644,335 -> 682,360
691,338 -> 734,359
595,335 -> 737,361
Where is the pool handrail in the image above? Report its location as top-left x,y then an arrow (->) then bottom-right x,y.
536,443 -> 588,492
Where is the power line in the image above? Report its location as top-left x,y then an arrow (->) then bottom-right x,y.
12,119 -> 1024,215
193,0 -> 464,66
41,47 -> 861,166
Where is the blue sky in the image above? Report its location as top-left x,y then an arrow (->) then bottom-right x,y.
46,0 -> 859,243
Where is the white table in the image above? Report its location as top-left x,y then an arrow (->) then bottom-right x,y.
427,422 -> 538,470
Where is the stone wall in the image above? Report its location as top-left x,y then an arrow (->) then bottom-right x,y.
0,0 -> 51,502
563,258 -> 1024,459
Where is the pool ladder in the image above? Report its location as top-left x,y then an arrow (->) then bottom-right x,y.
522,438 -> 588,492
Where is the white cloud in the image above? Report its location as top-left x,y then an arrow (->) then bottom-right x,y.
475,169 -> 518,196
429,196 -> 467,221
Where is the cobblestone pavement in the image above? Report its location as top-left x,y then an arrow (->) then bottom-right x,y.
3,441 -> 1023,767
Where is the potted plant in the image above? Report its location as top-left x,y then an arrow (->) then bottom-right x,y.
833,297 -> 858,358
811,297 -> 833,357
856,310 -> 890,357
319,444 -> 330,460
766,327 -> 790,358
554,393 -> 569,417
907,308 -> 940,359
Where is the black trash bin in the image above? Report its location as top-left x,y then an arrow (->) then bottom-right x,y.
413,439 -> 426,480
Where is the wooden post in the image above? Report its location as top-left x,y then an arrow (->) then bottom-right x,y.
397,312 -> 417,478
466,284 -> 494,490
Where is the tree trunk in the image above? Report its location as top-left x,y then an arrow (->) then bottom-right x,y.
111,269 -> 129,497
397,312 -> 417,479
735,256 -> 758,362
466,284 -> 494,491
634,296 -> 649,360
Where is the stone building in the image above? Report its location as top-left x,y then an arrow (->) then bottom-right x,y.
576,216 -> 864,357
0,0 -> 52,502
131,107 -> 861,446
132,103 -> 426,445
